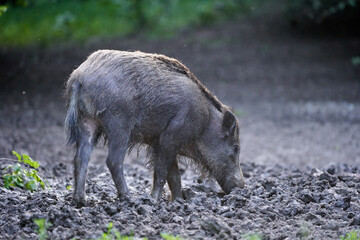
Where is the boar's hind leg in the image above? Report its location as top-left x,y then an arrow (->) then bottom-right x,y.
73,119 -> 97,207
167,161 -> 183,201
102,115 -> 131,198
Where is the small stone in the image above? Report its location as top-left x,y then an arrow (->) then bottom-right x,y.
172,215 -> 183,224
326,220 -> 339,231
299,189 -> 316,204
104,205 -> 118,216
261,178 -> 277,191
319,172 -> 337,187
305,213 -> 319,221
350,216 -> 360,226
182,188 -> 195,200
189,214 -> 199,224
200,217 -> 230,236
334,196 -> 351,210
219,206 -> 230,214
139,224 -> 157,236
327,166 -> 336,175
136,206 -> 148,216
221,211 -> 235,218
281,200 -> 303,217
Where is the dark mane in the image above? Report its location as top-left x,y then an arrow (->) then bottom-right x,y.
152,54 -> 224,112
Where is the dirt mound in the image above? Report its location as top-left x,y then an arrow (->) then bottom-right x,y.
1,161 -> 359,239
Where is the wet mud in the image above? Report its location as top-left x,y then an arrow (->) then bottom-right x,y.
1,161 -> 359,239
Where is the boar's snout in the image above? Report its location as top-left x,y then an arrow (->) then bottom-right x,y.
221,173 -> 245,194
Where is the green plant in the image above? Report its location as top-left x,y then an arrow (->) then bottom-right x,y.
160,233 -> 183,240
296,222 -> 311,240
2,150 -> 45,192
34,218 -> 52,240
340,230 -> 360,240
96,223 -> 183,240
96,222 -> 139,240
242,233 -> 263,240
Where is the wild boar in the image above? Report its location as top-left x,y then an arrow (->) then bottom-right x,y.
65,50 -> 244,206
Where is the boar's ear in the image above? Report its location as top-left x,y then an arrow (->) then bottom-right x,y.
222,110 -> 236,136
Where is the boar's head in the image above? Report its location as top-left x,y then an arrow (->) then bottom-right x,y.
196,109 -> 245,193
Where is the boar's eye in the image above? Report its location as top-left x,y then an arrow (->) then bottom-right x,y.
233,144 -> 240,155
229,144 -> 240,162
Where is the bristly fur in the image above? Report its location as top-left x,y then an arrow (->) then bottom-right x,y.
64,81 -> 80,146
64,50 -> 229,170
143,145 -> 210,176
151,53 -> 225,112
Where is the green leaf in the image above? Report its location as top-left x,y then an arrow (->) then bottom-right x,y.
22,154 -> 31,164
242,233 -> 263,240
101,232 -> 109,240
25,181 -> 37,192
22,154 -> 40,168
114,231 -> 122,239
161,233 -> 183,240
32,171 -> 40,180
34,219 -> 45,229
34,219 -> 52,240
66,185 -> 72,190
3,175 -> 12,189
15,175 -> 25,187
12,151 -> 22,161
4,151 -> 45,192
13,163 -> 22,172
34,172 -> 45,189
340,230 -> 360,240
108,222 -> 113,231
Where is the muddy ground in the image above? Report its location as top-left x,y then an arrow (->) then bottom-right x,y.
0,7 -> 360,240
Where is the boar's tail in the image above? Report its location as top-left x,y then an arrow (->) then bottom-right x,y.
65,81 -> 81,146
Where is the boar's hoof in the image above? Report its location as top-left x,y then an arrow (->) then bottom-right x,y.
150,189 -> 163,201
172,197 -> 184,203
118,195 -> 131,202
73,195 -> 87,208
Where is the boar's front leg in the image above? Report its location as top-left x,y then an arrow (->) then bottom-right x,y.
167,160 -> 183,201
106,139 -> 129,197
151,145 -> 178,201
151,108 -> 188,201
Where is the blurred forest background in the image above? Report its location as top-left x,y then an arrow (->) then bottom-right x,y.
0,0 -> 359,47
